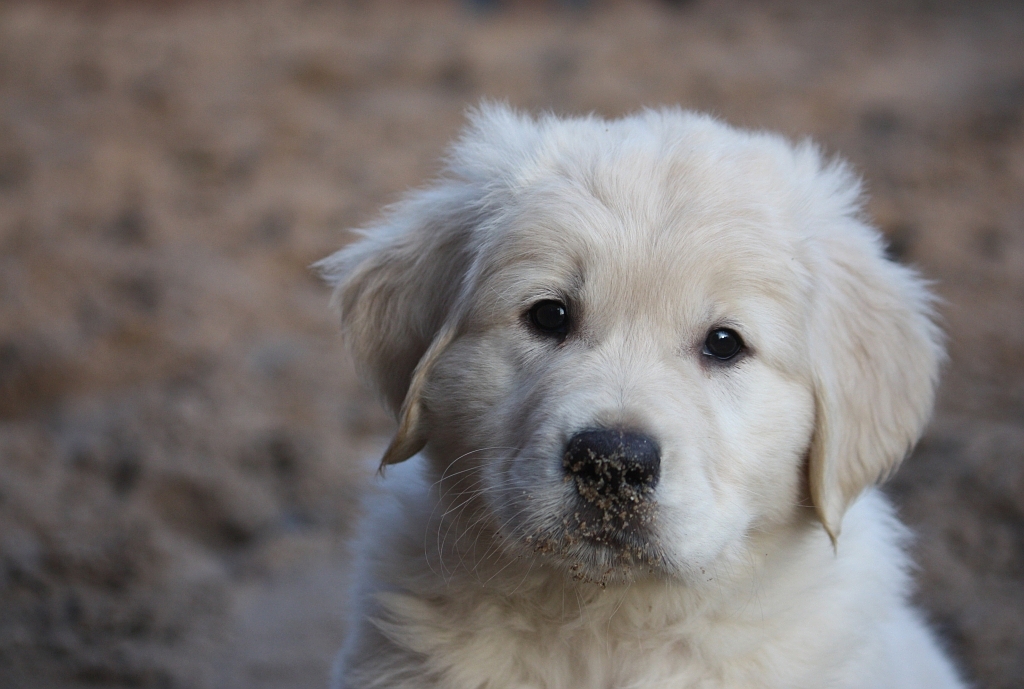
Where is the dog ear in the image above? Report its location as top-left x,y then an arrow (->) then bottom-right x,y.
805,216 -> 943,545
316,184 -> 482,467
317,103 -> 541,468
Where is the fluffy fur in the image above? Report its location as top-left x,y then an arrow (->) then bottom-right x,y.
319,105 -> 964,689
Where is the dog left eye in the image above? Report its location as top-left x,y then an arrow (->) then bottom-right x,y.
703,328 -> 744,360
528,299 -> 570,336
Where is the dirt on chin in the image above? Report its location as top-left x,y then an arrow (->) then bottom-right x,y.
0,1 -> 1023,688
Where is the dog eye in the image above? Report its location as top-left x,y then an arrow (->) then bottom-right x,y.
703,328 -> 744,360
528,300 -> 570,336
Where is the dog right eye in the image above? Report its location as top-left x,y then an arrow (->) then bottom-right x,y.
528,300 -> 570,337
703,327 -> 745,361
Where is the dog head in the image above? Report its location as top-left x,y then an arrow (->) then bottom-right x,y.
319,105 -> 942,584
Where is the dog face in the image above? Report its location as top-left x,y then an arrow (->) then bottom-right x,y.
319,105 -> 942,586
422,171 -> 819,582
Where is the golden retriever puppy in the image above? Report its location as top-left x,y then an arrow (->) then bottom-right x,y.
319,104 -> 964,689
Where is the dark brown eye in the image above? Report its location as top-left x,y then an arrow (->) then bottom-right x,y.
704,328 -> 744,360
528,300 -> 569,336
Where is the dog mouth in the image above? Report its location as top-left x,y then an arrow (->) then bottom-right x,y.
514,429 -> 667,584
521,511 -> 665,586
559,484 -> 664,583
562,465 -> 658,552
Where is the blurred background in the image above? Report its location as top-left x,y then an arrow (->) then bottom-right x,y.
0,0 -> 1021,687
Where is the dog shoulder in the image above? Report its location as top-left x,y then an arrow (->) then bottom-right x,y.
334,458 -> 441,689
811,491 -> 965,689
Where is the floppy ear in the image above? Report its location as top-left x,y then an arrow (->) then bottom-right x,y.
316,183 -> 482,467
805,219 -> 943,544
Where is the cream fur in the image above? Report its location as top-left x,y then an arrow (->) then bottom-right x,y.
319,105 -> 963,689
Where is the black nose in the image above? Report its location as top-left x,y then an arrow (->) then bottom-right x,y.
563,429 -> 660,498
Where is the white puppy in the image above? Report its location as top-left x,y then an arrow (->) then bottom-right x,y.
319,105 -> 965,689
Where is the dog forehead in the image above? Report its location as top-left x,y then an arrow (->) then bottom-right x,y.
471,154 -> 810,319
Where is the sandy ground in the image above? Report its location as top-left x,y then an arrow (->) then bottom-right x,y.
0,1 -> 1021,687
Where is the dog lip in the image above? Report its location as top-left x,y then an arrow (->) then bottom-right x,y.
546,513 -> 667,581
564,500 -> 657,540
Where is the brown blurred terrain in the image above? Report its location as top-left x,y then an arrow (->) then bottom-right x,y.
0,1 -> 1021,687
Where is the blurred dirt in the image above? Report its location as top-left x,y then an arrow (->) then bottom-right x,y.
0,1 -> 1021,687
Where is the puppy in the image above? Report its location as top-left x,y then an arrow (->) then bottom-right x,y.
319,105 -> 965,689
